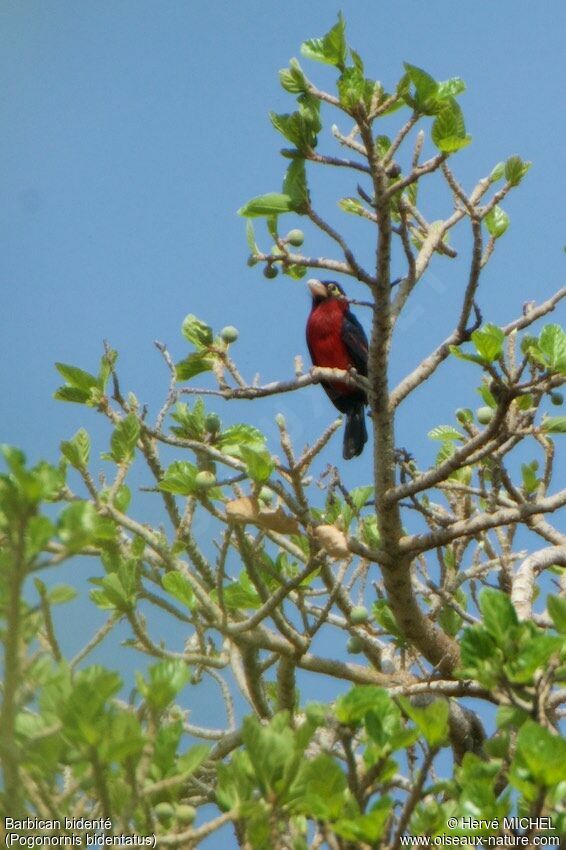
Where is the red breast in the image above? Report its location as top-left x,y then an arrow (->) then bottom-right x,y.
307,299 -> 354,394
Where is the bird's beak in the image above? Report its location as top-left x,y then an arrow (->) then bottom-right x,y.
307,279 -> 327,299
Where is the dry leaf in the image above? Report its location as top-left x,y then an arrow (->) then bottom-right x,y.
225,497 -> 299,534
226,496 -> 260,523
314,524 -> 350,558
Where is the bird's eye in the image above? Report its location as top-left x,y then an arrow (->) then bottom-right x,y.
328,284 -> 339,296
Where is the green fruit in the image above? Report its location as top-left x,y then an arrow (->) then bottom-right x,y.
476,406 -> 494,425
175,804 -> 196,825
286,228 -> 304,247
155,802 -> 174,822
264,265 -> 278,279
346,636 -> 364,654
350,606 -> 370,625
195,471 -> 216,489
550,392 -> 564,406
205,413 -> 221,433
247,254 -> 258,267
220,326 -> 239,344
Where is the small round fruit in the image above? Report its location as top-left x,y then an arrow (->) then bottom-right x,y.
350,606 -> 370,625
346,636 -> 364,654
175,804 -> 196,825
155,802 -> 174,822
195,471 -> 216,489
264,265 -> 279,279
476,406 -> 494,425
550,392 -> 564,406
205,413 -> 221,434
286,228 -> 304,247
220,326 -> 239,344
247,254 -> 258,267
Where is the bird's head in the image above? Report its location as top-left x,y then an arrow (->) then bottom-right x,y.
307,279 -> 347,304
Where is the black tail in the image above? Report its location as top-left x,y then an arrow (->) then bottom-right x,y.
343,404 -> 368,460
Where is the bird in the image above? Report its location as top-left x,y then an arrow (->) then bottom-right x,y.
305,279 -> 369,459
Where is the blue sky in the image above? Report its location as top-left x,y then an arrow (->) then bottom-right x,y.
2,1 -> 565,472
1,2 -> 565,824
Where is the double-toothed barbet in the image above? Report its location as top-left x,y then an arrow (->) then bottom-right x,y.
306,279 -> 369,459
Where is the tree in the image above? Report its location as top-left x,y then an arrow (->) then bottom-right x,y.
1,14 -> 565,850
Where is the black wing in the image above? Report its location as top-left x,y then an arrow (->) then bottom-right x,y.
341,308 -> 368,377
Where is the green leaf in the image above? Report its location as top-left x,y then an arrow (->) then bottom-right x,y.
335,686 -> 390,726
338,197 -> 367,216
170,400 -> 207,439
181,314 -> 213,348
538,324 -> 566,373
136,660 -> 190,712
449,345 -> 486,366
361,514 -> 380,549
218,423 -> 266,457
177,743 -> 210,777
541,416 -> 566,434
484,205 -> 510,239
283,264 -> 307,280
403,62 -> 439,114
548,595 -> 566,633
58,502 -> 116,552
282,158 -> 309,210
60,428 -> 91,469
515,393 -> 534,410
162,571 -> 196,612
334,798 -> 392,844
238,193 -> 295,218
301,14 -> 347,69
428,425 -> 464,442
97,572 -> 135,612
398,697 -> 449,748
175,352 -> 215,381
221,573 -> 261,610
505,634 -> 562,683
270,96 -> 321,154
337,66 -> 375,111
521,462 -> 539,494
489,162 -> 505,183
375,135 -> 392,158
278,58 -> 308,93
514,721 -> 566,787
108,414 -> 140,463
240,445 -> 274,483
47,584 -> 78,605
159,461 -> 198,495
24,516 -> 56,558
246,220 -> 259,254
98,346 -> 118,389
372,599 -> 405,642
480,588 -> 519,642
477,383 -> 497,408
431,99 -> 471,152
437,77 -> 466,98
505,155 -> 531,186
471,324 -> 505,362
55,363 -> 100,392
53,386 -> 92,404
290,753 -> 348,820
